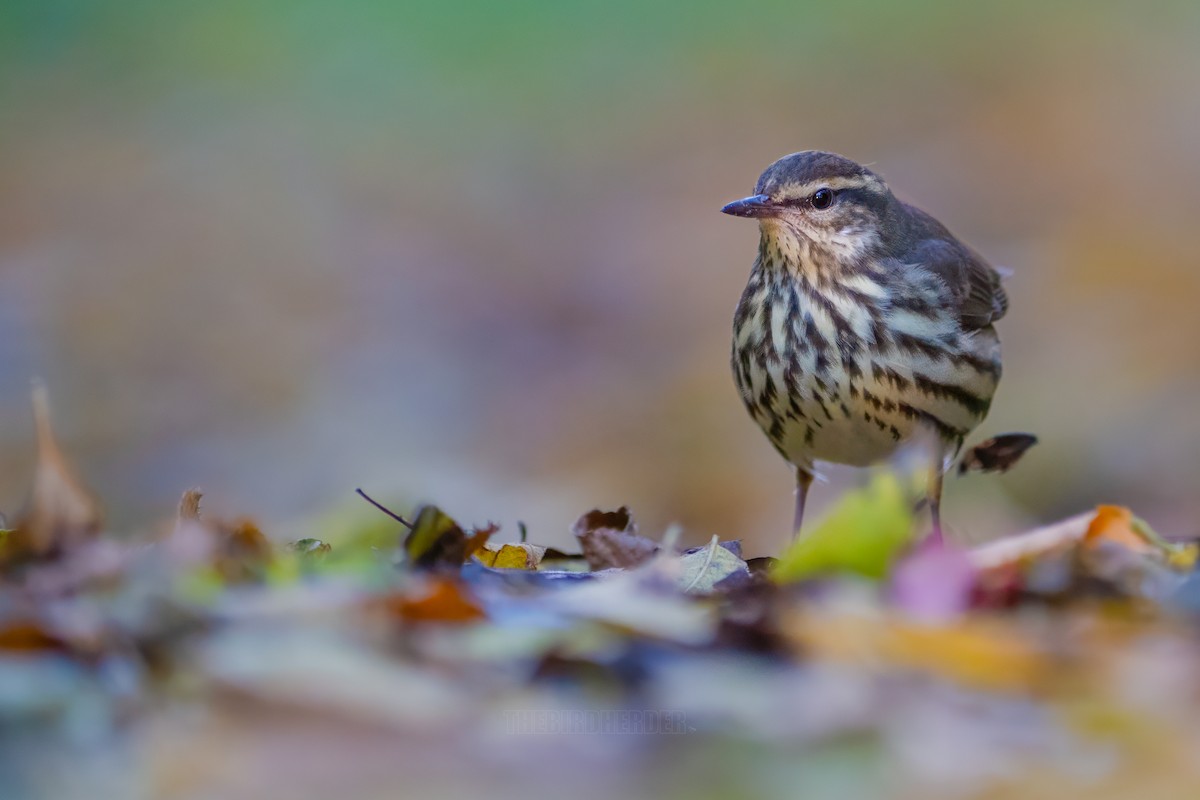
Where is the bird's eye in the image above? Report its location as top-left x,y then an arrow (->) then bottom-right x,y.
810,188 -> 835,210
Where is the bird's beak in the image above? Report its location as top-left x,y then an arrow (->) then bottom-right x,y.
720,194 -> 779,219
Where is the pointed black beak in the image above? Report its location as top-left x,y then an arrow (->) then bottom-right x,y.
720,194 -> 778,219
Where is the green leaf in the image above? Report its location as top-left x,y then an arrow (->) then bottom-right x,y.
288,538 -> 332,558
771,471 -> 916,583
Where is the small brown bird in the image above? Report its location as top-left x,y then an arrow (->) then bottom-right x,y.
723,151 -> 1008,540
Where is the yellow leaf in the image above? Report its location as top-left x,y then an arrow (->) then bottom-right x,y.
786,610 -> 1048,692
1166,545 -> 1198,571
475,543 -> 545,570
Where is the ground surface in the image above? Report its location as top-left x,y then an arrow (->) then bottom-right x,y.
3,409 -> 1200,800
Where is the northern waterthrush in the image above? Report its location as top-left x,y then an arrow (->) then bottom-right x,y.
723,151 -> 1008,540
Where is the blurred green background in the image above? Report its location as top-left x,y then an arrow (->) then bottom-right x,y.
1,0 -> 1198,551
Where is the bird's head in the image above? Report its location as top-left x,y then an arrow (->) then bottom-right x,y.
722,151 -> 897,258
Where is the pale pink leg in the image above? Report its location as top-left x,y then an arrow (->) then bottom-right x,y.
927,460 -> 945,544
793,469 -> 813,539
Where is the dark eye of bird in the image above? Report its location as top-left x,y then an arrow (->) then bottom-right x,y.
810,188 -> 835,210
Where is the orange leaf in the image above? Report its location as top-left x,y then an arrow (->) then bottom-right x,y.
379,579 -> 485,624
463,523 -> 499,560
213,518 -> 274,582
0,621 -> 64,653
1084,505 -> 1149,552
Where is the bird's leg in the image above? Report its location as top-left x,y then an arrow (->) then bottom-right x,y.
793,468 -> 813,538
927,458 -> 945,544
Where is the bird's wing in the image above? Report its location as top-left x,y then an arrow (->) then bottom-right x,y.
905,212 -> 1009,330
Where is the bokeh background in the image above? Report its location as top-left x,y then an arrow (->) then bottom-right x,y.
1,0 -> 1198,552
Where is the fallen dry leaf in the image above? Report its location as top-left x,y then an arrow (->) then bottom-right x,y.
463,522 -> 500,560
572,507 -> 659,570
403,506 -> 493,571
0,620 -> 66,653
785,609 -> 1051,693
1085,505 -> 1198,570
969,512 -> 1097,572
376,578 -> 486,624
214,519 -> 273,582
677,535 -> 750,594
542,553 -> 716,644
1086,505 -> 1151,551
474,542 -> 545,570
5,384 -> 103,562
889,536 -> 977,623
970,506 -> 1198,575
166,490 -> 275,582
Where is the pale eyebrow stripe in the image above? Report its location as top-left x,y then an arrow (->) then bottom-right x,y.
780,175 -> 886,198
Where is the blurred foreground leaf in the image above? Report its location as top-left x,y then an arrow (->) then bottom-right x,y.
786,610 -> 1049,692
888,537 -> 976,623
0,621 -> 65,653
544,558 -> 715,644
375,578 -> 485,624
771,471 -> 916,583
969,505 -> 1197,574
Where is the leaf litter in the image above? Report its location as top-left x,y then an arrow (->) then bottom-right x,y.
1,392 -> 1199,800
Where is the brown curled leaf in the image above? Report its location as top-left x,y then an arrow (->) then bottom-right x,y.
571,507 -> 659,570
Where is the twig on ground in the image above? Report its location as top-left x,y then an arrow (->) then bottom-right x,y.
355,488 -> 413,529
